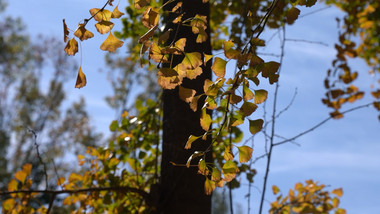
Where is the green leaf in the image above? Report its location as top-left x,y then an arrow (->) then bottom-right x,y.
204,177 -> 215,195
211,168 -> 221,181
185,135 -> 200,149
198,159 -> 209,175
249,119 -> 263,135
200,108 -> 212,131
109,120 -> 119,131
243,80 -> 254,101
211,57 -> 227,78
237,146 -> 253,163
254,89 -> 268,104
222,160 -> 239,182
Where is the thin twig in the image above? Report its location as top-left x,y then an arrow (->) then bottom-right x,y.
285,38 -> 329,47
273,103 -> 373,147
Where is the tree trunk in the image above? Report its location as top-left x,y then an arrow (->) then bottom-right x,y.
159,0 -> 212,213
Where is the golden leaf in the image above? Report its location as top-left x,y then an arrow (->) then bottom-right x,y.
63,19 -> 69,42
200,108 -> 212,131
100,32 -> 124,52
142,7 -> 159,28
75,67 -> 87,88
74,24 -> 94,41
134,0 -> 149,9
111,5 -> 125,18
95,21 -> 115,34
64,38 -> 78,56
15,170 -> 27,183
179,86 -> 196,103
139,24 -> 158,44
89,8 -> 112,22
237,145 -> 253,163
157,68 -> 181,89
211,57 -> 227,78
204,178 -> 215,195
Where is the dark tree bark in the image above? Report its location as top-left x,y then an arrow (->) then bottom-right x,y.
158,0 -> 212,213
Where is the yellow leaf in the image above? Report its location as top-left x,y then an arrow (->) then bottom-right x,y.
8,179 -> 18,191
237,145 -> 253,163
223,147 -> 234,161
64,38 -> 78,56
211,57 -> 227,78
243,80 -> 254,101
272,185 -> 280,195
249,119 -> 263,135
149,42 -> 168,63
158,29 -> 172,45
95,21 -> 114,34
89,8 -> 112,22
254,89 -> 268,104
196,27 -> 208,43
182,52 -> 203,70
332,188 -> 343,197
142,7 -> 159,28
134,0 -> 149,9
174,38 -> 186,52
57,177 -> 65,186
222,160 -> 239,182
204,178 -> 215,195
15,170 -> 27,183
2,198 -> 15,211
74,24 -> 94,41
223,40 -> 240,59
186,67 -> 203,80
185,135 -> 200,149
190,95 -> 201,112
157,68 -> 181,89
211,168 -> 221,181
100,32 -> 124,52
63,19 -> 69,43
75,67 -> 87,88
198,159 -> 209,175
179,86 -> 196,103
111,5 -> 125,18
171,2 -> 182,12
139,24 -> 158,44
240,101 -> 257,117
200,108 -> 211,131
22,163 -> 33,175
204,53 -> 213,65
190,15 -> 207,34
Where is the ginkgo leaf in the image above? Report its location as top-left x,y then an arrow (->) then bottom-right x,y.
158,29 -> 172,45
64,38 -> 78,56
75,67 -> 87,88
211,168 -> 221,181
272,185 -> 280,195
149,42 -> 168,63
196,27 -> 208,43
240,101 -> 257,117
22,163 -> 32,175
111,5 -> 125,18
142,7 -> 159,28
179,86 -> 196,103
100,32 -> 124,52
63,19 -> 69,42
243,80 -> 254,101
262,61 -> 280,84
74,24 -> 94,41
186,151 -> 204,168
140,40 -> 151,67
174,38 -> 186,52
182,52 -> 203,69
237,146 -> 253,163
139,24 -> 158,44
15,170 -> 27,183
286,7 -> 300,24
222,160 -> 239,182
89,8 -> 112,22
171,2 -> 182,12
211,57 -> 227,78
95,21 -> 114,34
224,147 -> 234,161
204,177 -> 215,195
157,68 -> 181,89
223,40 -> 240,59
200,108 -> 212,131
186,67 -> 203,80
185,135 -> 200,149
134,0 -> 149,9
198,159 -> 209,175
254,89 -> 268,104
7,179 -> 18,191
191,15 -> 207,34
204,53 -> 213,64
249,119 -> 263,135
173,14 -> 184,24
190,95 -> 201,112
332,188 -> 343,197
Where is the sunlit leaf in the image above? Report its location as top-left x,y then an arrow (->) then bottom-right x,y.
254,89 -> 268,104
64,38 -> 78,56
272,185 -> 280,194
142,7 -> 159,28
185,135 -> 200,149
75,67 -> 87,88
190,15 -> 207,34
237,146 -> 253,163
15,170 -> 27,183
211,57 -> 227,78
223,40 -> 240,59
186,66 -> 203,80
111,5 -> 125,18
157,68 -> 181,89
22,163 -> 32,175
249,119 -> 263,135
100,32 -> 124,52
243,80 -> 254,101
63,19 -> 69,42
198,159 -> 209,175
204,177 -> 215,195
134,0 -> 149,9
140,40 -> 151,67
204,53 -> 213,64
174,38 -> 187,52
149,42 -> 168,63
8,179 -> 18,191
211,168 -> 221,181
74,24 -> 94,40
89,8 -> 112,22
171,2 -> 182,12
200,108 -> 212,131
95,21 -> 114,34
222,160 -> 239,182
190,95 -> 201,112
179,86 -> 196,103
2,198 -> 15,211
332,188 -> 343,197
224,147 -> 234,161
186,151 -> 204,168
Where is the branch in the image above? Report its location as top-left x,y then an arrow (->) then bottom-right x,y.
273,103 -> 373,147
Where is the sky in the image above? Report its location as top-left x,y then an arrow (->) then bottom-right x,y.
4,0 -> 380,213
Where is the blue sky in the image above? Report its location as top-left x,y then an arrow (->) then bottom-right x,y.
4,1 -> 380,213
